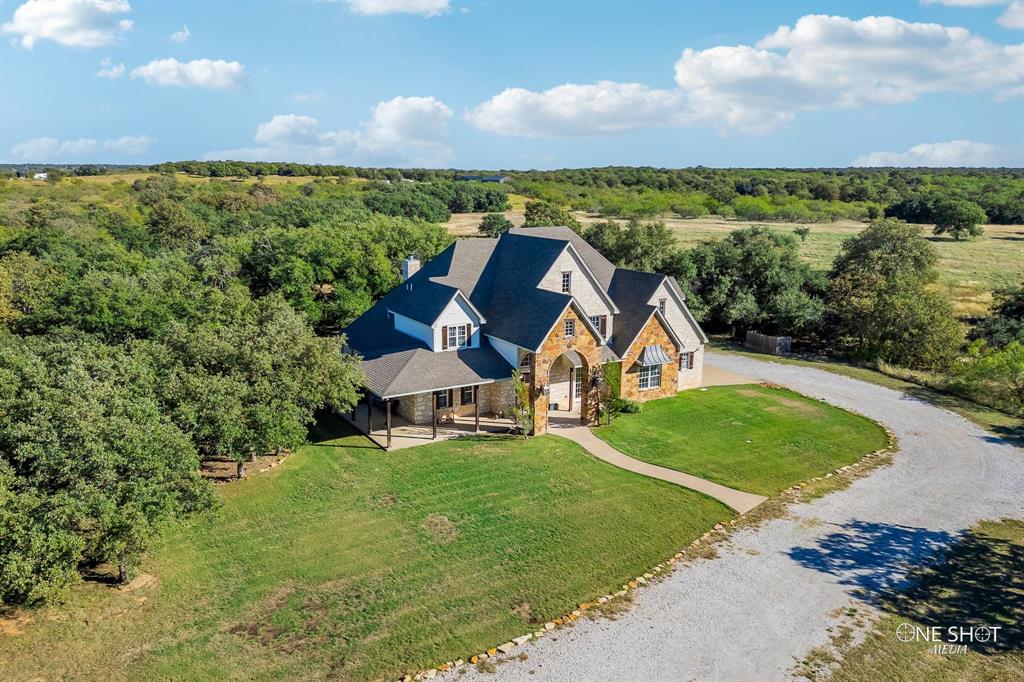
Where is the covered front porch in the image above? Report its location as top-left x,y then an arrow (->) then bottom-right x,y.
343,386 -> 515,451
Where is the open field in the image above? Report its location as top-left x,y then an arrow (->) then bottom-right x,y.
594,384 -> 889,496
0,422 -> 730,681
801,518 -> 1024,682
444,211 -> 1024,318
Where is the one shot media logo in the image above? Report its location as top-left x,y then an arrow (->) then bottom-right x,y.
895,623 -> 1002,655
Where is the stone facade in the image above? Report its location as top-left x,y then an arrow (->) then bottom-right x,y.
529,306 -> 602,434
394,379 -> 516,425
619,314 -> 680,403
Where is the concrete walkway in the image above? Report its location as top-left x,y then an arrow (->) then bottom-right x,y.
550,423 -> 768,514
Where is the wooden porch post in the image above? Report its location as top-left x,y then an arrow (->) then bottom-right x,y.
386,399 -> 392,449
474,387 -> 480,432
568,368 -> 574,412
431,393 -> 437,439
367,395 -> 373,435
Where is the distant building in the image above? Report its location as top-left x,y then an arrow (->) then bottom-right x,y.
14,170 -> 27,178
33,172 -> 48,181
456,174 -> 510,184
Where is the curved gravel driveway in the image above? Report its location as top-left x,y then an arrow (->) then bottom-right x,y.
457,351 -> 1024,682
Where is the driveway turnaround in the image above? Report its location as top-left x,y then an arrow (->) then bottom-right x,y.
551,424 -> 767,514
457,352 -> 1024,682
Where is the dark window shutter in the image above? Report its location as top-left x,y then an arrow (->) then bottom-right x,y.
442,326 -> 448,350
466,323 -> 472,344
600,315 -> 607,336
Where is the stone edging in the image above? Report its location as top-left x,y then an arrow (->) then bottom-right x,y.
395,412 -> 899,681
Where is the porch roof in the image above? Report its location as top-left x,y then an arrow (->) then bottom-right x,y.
361,343 -> 514,399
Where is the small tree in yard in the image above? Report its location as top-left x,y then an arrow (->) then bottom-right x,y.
793,226 -> 811,242
479,213 -> 513,237
510,369 -> 534,437
932,198 -> 986,241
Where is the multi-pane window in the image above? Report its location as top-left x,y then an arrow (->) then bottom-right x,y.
561,271 -> 572,293
573,370 -> 582,399
519,353 -> 532,372
680,351 -> 695,370
461,386 -> 476,405
590,315 -> 601,333
564,318 -> 575,337
434,389 -> 453,408
658,298 -> 667,315
447,324 -> 468,349
638,364 -> 662,390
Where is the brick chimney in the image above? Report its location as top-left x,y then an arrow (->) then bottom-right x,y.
401,255 -> 420,281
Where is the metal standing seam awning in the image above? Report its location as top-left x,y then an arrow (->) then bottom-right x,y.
637,344 -> 672,366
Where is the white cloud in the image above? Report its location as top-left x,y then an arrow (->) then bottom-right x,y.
852,140 -> 1023,166
999,1 -> 1024,28
204,96 -> 453,166
169,24 -> 189,42
466,82 -> 686,137
291,90 -> 325,102
130,58 -> 246,90
9,134 -> 153,161
95,56 -> 124,78
347,0 -> 449,16
468,14 -> 1024,137
2,0 -> 132,49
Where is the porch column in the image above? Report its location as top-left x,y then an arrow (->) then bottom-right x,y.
474,387 -> 480,432
568,368 -> 574,412
432,392 -> 437,440
386,399 -> 392,449
367,395 -> 373,435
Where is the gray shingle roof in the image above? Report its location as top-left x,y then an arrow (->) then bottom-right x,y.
362,342 -> 513,398
344,228 -> 704,395
607,268 -> 666,357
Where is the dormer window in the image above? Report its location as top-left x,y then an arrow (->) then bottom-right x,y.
519,353 -> 532,373
447,324 -> 468,349
658,298 -> 666,315
561,271 -> 572,293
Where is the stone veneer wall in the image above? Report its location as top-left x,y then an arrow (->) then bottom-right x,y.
529,307 -> 602,434
393,379 -> 516,425
620,315 -> 680,403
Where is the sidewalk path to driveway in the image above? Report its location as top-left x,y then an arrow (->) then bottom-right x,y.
455,351 -> 1024,682
551,423 -> 767,514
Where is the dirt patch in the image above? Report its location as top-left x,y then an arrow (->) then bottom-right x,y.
375,492 -> 398,508
735,388 -> 764,398
510,602 -> 534,624
0,612 -> 33,636
422,513 -> 460,544
120,574 -> 158,591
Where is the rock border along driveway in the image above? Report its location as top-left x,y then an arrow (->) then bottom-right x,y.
550,422 -> 767,514
454,351 -> 1024,682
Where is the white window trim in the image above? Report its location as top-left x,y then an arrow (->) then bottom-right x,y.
561,271 -> 572,293
447,324 -> 468,350
638,364 -> 662,390
564,318 -> 575,337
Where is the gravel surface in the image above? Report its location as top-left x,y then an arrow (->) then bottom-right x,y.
453,352 -> 1024,682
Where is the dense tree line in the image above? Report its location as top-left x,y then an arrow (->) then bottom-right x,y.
0,174 -> 456,604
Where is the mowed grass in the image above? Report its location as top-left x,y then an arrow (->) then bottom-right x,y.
594,384 -> 889,496
809,519 -> 1024,682
0,426 -> 730,681
708,345 -> 1024,444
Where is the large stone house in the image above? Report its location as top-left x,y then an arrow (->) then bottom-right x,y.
342,226 -> 707,437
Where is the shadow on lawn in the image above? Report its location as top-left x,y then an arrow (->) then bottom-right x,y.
790,519 -> 1024,655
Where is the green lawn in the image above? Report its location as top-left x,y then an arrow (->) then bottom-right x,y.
802,519 -> 1024,682
709,344 -> 1024,445
0,424 -> 730,681
594,384 -> 889,496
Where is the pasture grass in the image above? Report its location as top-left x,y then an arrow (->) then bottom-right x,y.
594,384 -> 889,496
0,424 -> 730,681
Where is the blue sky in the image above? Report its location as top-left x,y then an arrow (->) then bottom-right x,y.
2,0 -> 1023,168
